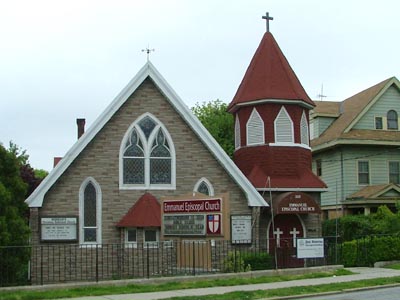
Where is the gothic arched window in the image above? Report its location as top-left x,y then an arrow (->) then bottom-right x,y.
194,178 -> 214,196
79,177 -> 102,245
120,113 -> 176,189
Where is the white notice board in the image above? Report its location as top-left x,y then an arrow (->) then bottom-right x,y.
41,217 -> 78,241
297,238 -> 324,258
231,215 -> 252,244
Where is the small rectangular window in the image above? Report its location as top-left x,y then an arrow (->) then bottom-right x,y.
389,161 -> 400,184
144,229 -> 159,248
375,117 -> 383,129
127,228 -> 137,242
358,161 -> 370,185
316,159 -> 322,176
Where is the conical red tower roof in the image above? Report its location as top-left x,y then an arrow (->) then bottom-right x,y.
228,32 -> 314,112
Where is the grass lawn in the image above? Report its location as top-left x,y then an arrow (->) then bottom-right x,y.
0,269 -> 352,300
385,263 -> 400,270
2,269 -> 400,300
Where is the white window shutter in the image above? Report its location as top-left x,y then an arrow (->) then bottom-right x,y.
274,107 -> 294,143
300,111 -> 309,146
246,108 -> 265,145
235,116 -> 241,149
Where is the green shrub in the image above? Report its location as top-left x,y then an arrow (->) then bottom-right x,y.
242,252 -> 274,270
222,251 -> 251,273
341,236 -> 400,267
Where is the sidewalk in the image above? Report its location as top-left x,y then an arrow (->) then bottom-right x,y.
60,267 -> 400,300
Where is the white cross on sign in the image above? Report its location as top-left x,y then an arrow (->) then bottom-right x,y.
274,228 -> 283,247
290,227 -> 300,248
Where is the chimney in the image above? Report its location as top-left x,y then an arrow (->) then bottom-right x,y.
53,157 -> 62,168
77,118 -> 86,139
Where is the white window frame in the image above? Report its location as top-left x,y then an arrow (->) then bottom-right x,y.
387,110 -> 399,130
79,177 -> 102,246
388,161 -> 400,184
300,111 -> 309,146
125,228 -> 138,248
119,113 -> 176,190
143,228 -> 160,249
375,116 -> 383,130
357,160 -> 370,185
274,106 -> 294,144
246,108 -> 265,146
193,177 -> 215,196
235,116 -> 241,149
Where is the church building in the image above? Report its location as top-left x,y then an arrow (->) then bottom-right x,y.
25,14 -> 326,282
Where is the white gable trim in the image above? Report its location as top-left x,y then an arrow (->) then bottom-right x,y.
26,62 -> 268,208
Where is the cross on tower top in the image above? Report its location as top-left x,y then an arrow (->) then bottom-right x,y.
262,12 -> 273,32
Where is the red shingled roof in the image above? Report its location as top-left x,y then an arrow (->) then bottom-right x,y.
228,32 -> 314,112
116,193 -> 161,227
234,145 -> 326,190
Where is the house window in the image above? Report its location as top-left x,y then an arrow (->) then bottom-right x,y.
194,177 -> 214,196
387,110 -> 398,130
120,113 -> 176,189
144,228 -> 159,248
125,228 -> 137,248
389,161 -> 400,184
358,161 -> 370,185
375,116 -> 383,129
300,111 -> 309,146
79,177 -> 102,245
316,159 -> 322,176
246,108 -> 264,145
274,107 -> 294,143
235,116 -> 241,149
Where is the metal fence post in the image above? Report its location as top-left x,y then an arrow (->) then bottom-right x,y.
95,244 -> 99,282
146,243 -> 150,279
192,241 -> 196,276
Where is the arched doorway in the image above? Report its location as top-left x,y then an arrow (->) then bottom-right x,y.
268,214 -> 305,268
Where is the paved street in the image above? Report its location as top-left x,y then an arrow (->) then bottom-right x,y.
298,285 -> 400,300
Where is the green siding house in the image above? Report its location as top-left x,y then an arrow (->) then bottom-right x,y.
310,77 -> 400,219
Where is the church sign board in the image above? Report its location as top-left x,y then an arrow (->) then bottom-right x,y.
163,198 -> 222,236
40,217 -> 78,242
275,192 -> 321,215
297,238 -> 324,258
231,215 -> 252,244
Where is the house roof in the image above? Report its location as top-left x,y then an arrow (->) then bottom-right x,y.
311,77 -> 400,151
311,101 -> 340,118
228,32 -> 314,112
26,62 -> 268,208
116,193 -> 161,227
347,183 -> 400,200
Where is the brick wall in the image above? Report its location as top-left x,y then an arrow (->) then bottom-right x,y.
36,78 -> 251,245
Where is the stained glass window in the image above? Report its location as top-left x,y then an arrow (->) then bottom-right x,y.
121,114 -> 174,188
81,180 -> 100,244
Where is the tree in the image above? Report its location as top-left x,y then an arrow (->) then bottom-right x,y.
0,144 -> 31,283
192,99 -> 234,157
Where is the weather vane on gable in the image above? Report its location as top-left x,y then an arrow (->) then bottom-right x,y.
141,46 -> 155,62
262,12 -> 273,32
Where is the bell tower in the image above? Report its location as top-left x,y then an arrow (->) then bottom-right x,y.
227,14 -> 326,191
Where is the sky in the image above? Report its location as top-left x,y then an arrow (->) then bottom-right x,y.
1,0 -> 400,171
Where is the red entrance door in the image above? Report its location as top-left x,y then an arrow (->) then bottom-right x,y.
268,214 -> 304,268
